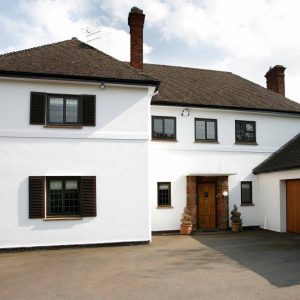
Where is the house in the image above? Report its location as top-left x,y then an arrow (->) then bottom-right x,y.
0,7 -> 299,249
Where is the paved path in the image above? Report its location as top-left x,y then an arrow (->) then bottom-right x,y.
0,230 -> 300,300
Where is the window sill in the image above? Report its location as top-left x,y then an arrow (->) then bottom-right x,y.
44,217 -> 83,221
195,140 -> 219,144
240,204 -> 255,207
235,142 -> 258,146
44,125 -> 82,129
157,206 -> 173,209
152,139 -> 177,142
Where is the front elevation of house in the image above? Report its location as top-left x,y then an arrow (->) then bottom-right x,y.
0,7 -> 300,249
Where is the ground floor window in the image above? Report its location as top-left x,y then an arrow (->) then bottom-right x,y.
47,177 -> 80,216
157,182 -> 171,207
241,181 -> 253,205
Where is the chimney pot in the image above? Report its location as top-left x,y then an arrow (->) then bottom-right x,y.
128,7 -> 145,69
265,65 -> 286,96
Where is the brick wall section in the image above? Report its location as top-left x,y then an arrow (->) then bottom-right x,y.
128,9 -> 145,70
186,176 -> 229,230
186,176 -> 197,231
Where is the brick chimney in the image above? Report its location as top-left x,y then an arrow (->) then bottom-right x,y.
128,7 -> 145,69
265,65 -> 286,96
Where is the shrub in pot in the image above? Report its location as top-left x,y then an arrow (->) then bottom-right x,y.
231,204 -> 242,232
180,206 -> 193,235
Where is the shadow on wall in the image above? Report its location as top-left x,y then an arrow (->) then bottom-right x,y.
191,230 -> 300,288
18,177 -> 92,230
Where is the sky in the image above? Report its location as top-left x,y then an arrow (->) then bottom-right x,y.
1,0 -> 300,102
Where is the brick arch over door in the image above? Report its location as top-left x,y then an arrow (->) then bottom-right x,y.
186,176 -> 229,230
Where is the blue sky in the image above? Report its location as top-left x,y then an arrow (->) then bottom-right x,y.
1,0 -> 300,102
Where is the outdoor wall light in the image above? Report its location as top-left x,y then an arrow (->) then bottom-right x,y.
181,108 -> 190,117
222,191 -> 229,197
100,82 -> 105,90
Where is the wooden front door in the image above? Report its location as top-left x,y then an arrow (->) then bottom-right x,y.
198,183 -> 216,229
287,180 -> 300,233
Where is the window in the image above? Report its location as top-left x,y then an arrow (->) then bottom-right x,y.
47,177 -> 80,216
47,96 -> 80,125
152,116 -> 176,140
30,92 -> 96,127
235,120 -> 256,144
29,176 -> 97,219
241,181 -> 253,205
195,118 -> 218,142
157,182 -> 171,207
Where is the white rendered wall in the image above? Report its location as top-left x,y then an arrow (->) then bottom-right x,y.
0,78 -> 154,248
150,105 -> 300,231
257,169 -> 300,232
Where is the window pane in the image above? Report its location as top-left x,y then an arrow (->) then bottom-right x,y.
195,120 -> 206,139
241,182 -> 252,204
153,118 -> 163,138
206,121 -> 216,139
64,179 -> 79,215
49,179 -> 63,214
164,118 -> 175,139
66,99 -> 78,123
49,98 -> 64,123
66,180 -> 78,190
236,121 -> 255,143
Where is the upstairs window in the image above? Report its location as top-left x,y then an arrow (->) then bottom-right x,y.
152,116 -> 176,140
235,120 -> 256,144
195,118 -> 218,142
30,92 -> 96,127
241,181 -> 253,205
157,182 -> 171,207
48,96 -> 80,125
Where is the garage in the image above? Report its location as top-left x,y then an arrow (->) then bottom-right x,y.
287,180 -> 300,233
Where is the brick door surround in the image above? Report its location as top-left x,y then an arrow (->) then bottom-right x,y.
186,176 -> 229,231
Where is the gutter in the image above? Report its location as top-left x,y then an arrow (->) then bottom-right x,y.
0,70 -> 160,88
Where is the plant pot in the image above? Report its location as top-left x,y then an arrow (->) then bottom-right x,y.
231,222 -> 242,232
180,224 -> 193,235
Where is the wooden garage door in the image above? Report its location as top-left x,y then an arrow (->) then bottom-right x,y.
287,180 -> 300,233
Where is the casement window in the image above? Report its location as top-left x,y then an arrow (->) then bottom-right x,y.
241,181 -> 253,205
30,92 -> 96,127
29,176 -> 96,219
235,120 -> 256,144
157,182 -> 171,207
195,118 -> 218,142
152,116 -> 176,140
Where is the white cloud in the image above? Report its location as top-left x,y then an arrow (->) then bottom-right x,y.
1,0 -> 300,101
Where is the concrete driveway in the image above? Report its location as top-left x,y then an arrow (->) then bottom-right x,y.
0,230 -> 300,300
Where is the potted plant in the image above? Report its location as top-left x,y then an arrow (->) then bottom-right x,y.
231,204 -> 242,232
180,206 -> 193,235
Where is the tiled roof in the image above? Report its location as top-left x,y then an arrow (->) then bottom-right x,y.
253,133 -> 300,174
142,63 -> 300,114
0,38 -> 158,85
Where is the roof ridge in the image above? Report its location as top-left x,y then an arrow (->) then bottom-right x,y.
144,62 -> 232,74
253,132 -> 300,173
0,39 -> 71,58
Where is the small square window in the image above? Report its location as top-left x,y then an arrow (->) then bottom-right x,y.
47,96 -> 80,125
195,118 -> 218,141
152,116 -> 176,140
241,181 -> 253,205
157,182 -> 171,206
235,121 -> 256,144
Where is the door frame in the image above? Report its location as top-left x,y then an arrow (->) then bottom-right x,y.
197,182 -> 217,229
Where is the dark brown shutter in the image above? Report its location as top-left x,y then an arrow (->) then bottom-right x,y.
81,95 -> 96,126
30,92 -> 46,125
81,176 -> 97,217
29,176 -> 45,218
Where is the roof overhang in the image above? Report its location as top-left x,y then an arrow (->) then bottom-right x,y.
187,173 -> 237,176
